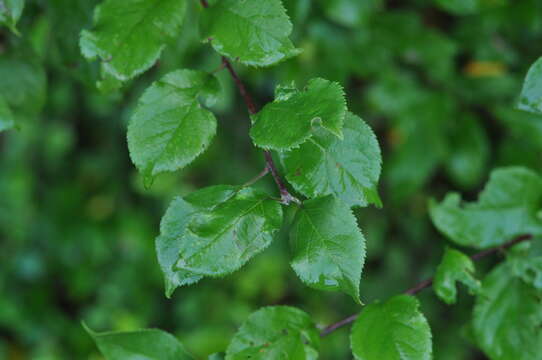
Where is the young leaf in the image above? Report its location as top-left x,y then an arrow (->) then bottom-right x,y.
472,261 -> 542,360
290,195 -> 366,303
80,0 -> 187,82
430,167 -> 542,249
0,96 -> 15,132
226,306 -> 319,360
507,242 -> 542,290
156,185 -> 283,297
0,0 -> 24,35
350,295 -> 432,360
127,69 -> 220,187
433,247 -> 480,305
250,78 -> 346,150
83,324 -> 194,360
200,0 -> 301,67
281,112 -> 382,208
518,57 -> 542,115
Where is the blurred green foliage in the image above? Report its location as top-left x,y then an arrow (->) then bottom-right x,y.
1,0 -> 541,359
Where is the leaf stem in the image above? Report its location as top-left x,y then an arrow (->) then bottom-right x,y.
208,47 -> 296,203
221,57 -> 258,115
319,234 -> 534,337
199,0 -> 296,203
243,167 -> 269,187
263,150 -> 300,205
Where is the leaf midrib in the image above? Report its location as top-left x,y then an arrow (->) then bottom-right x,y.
180,196 -> 269,270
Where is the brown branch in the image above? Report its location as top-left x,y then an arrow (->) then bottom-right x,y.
221,56 -> 297,204
320,234 -> 534,337
221,57 -> 258,115
263,150 -> 299,204
200,0 -> 296,203
243,167 -> 269,187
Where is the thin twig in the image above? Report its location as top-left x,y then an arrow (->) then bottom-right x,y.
470,234 -> 532,261
219,54 -> 297,203
221,57 -> 258,115
264,150 -> 300,205
404,278 -> 434,296
243,167 -> 270,187
200,0 -> 296,204
319,314 -> 358,337
320,234 -> 534,337
211,61 -> 227,74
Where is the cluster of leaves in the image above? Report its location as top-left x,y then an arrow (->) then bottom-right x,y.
83,166 -> 542,360
2,0 -> 542,359
76,0 -> 383,356
77,0 -> 542,358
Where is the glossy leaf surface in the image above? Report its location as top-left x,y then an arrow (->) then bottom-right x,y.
433,247 -> 480,304
84,325 -> 194,360
290,196 -> 365,302
127,69 -> 220,186
507,242 -> 542,290
281,112 -> 381,208
156,185 -> 282,297
0,0 -> 24,34
250,78 -> 346,150
430,167 -> 542,248
351,295 -> 432,360
80,0 -> 187,81
472,261 -> 542,360
518,57 -> 542,115
226,306 -> 319,360
201,0 -> 301,67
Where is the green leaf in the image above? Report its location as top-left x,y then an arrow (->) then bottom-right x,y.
290,196 -> 365,303
434,0 -> 479,15
127,69 -> 220,186
433,247 -> 480,305
495,106 -> 542,150
250,78 -> 346,150
80,0 -> 187,81
317,0 -> 382,27
0,56 -> 46,117
156,185 -> 283,297
83,324 -> 194,360
518,57 -> 542,115
0,96 -> 15,132
0,0 -> 24,35
281,112 -> 382,208
472,261 -> 542,360
430,167 -> 542,249
444,114 -> 489,189
507,242 -> 542,290
351,295 -> 432,360
200,0 -> 301,67
226,306 -> 319,360
208,353 -> 225,360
